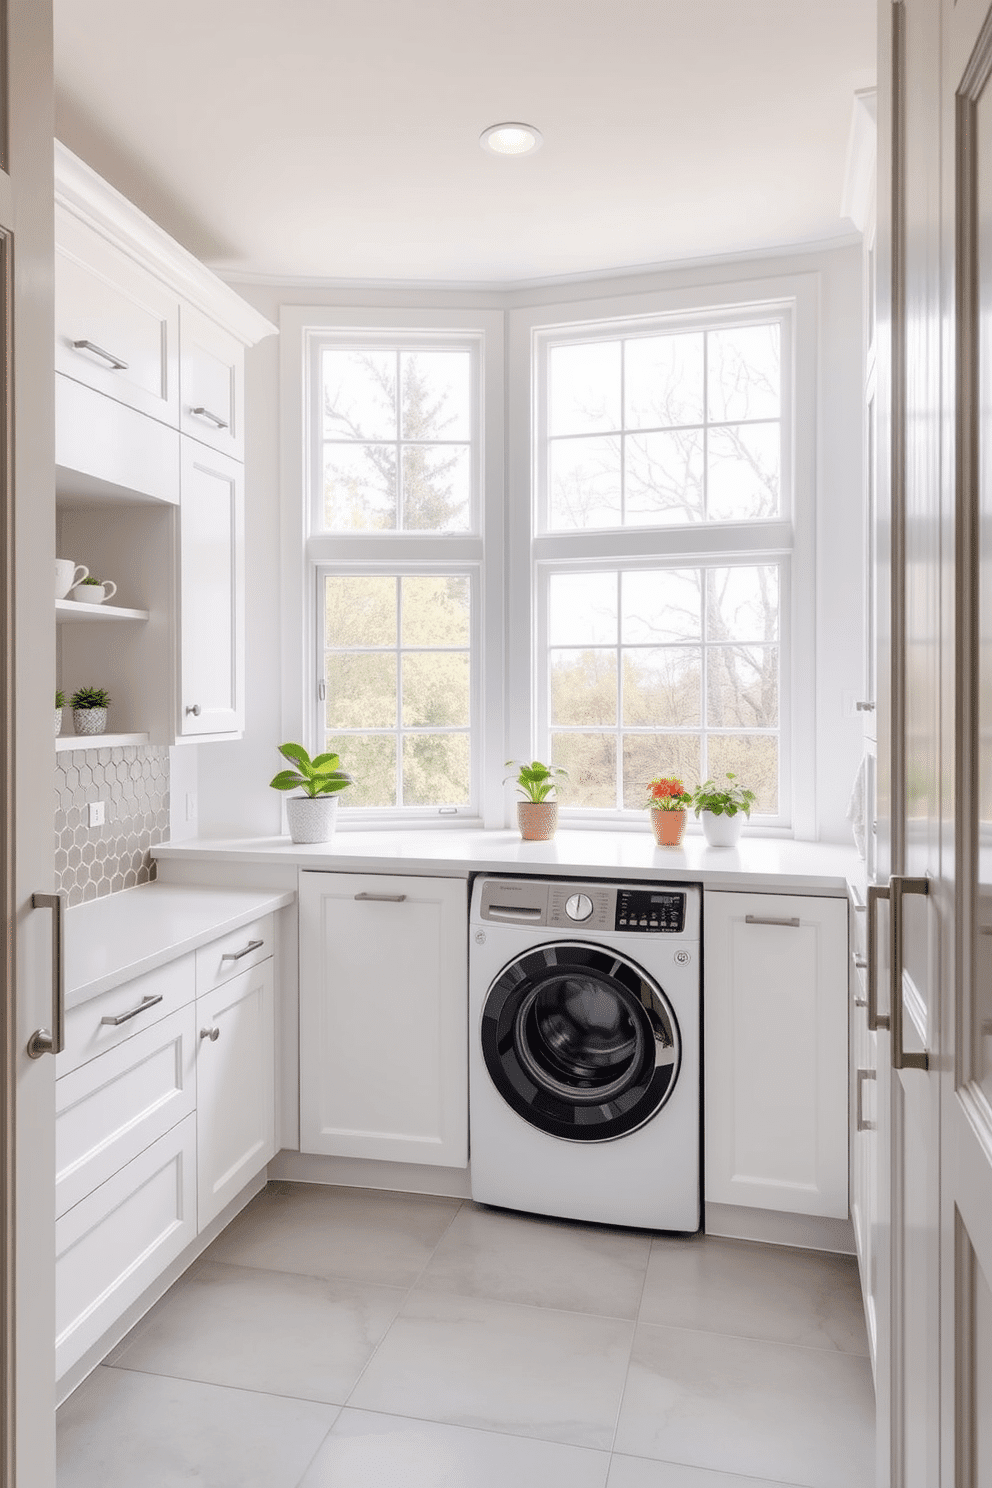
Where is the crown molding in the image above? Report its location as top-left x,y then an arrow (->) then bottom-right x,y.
840,88 -> 877,234
54,141 -> 277,346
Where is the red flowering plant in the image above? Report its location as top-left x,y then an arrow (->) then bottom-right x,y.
644,776 -> 693,813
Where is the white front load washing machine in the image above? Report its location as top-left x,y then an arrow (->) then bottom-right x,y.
469,875 -> 701,1231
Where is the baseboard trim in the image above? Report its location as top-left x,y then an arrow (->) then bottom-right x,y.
704,1201 -> 855,1254
268,1149 -> 472,1200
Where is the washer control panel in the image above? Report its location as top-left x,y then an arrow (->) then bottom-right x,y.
615,889 -> 686,934
475,878 -> 694,936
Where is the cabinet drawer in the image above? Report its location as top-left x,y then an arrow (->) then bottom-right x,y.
55,1114 -> 196,1381
59,955 -> 195,1078
56,1003 -> 197,1219
195,915 -> 273,995
180,304 -> 244,460
55,208 -> 180,426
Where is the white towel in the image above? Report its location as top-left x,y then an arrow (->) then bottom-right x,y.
847,754 -> 867,859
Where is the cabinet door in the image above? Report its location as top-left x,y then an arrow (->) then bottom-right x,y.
55,208 -> 180,426
179,304 -> 245,461
178,440 -> 244,737
850,968 -> 878,1367
299,871 -> 468,1167
196,960 -> 275,1231
704,891 -> 848,1218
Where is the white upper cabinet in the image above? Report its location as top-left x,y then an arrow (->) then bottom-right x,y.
179,442 -> 245,738
55,207 -> 180,426
180,304 -> 245,460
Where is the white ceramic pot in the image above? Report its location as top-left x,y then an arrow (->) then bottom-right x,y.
54,707 -> 63,738
69,580 -> 117,605
286,795 -> 339,844
700,809 -> 743,848
72,706 -> 107,737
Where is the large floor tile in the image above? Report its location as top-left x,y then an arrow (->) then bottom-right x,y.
641,1235 -> 869,1355
348,1289 -> 635,1450
298,1407 -> 611,1488
205,1181 -> 462,1285
614,1323 -> 875,1488
107,1260 -> 405,1403
56,1365 -> 337,1488
607,1453 -> 806,1487
417,1202 -> 652,1318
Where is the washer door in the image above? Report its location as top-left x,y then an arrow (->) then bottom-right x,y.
480,941 -> 682,1143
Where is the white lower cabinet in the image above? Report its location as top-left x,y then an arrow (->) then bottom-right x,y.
850,927 -> 879,1365
55,923 -> 278,1385
703,890 -> 849,1219
55,1115 -> 197,1380
299,870 -> 468,1167
196,960 -> 276,1231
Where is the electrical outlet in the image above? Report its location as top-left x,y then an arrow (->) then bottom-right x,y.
87,800 -> 106,828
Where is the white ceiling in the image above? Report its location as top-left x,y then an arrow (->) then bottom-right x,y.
53,0 -> 876,287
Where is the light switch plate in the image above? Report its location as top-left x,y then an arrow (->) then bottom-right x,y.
87,801 -> 106,828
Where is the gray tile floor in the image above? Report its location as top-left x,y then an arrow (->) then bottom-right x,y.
57,1183 -> 876,1488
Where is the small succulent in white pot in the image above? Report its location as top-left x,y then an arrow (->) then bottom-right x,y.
69,685 -> 111,737
269,742 -> 354,844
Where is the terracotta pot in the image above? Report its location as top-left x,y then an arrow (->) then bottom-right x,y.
650,808 -> 686,847
517,800 -> 558,841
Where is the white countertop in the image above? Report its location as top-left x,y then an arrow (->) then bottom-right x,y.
153,829 -> 863,896
66,882 -> 296,1005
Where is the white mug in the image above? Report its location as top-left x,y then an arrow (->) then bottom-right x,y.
55,559 -> 88,600
69,579 -> 117,605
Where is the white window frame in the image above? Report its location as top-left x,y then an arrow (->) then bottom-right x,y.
280,305 -> 505,828
506,275 -> 818,837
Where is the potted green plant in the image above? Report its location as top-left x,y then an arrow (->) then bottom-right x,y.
55,689 -> 65,739
505,759 -> 569,840
692,772 -> 756,848
269,742 -> 354,844
645,775 -> 693,847
69,685 -> 111,737
69,575 -> 117,605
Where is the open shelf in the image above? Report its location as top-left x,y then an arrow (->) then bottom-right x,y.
56,599 -> 149,623
55,732 -> 149,753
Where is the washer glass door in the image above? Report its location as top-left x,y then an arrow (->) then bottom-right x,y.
480,942 -> 682,1142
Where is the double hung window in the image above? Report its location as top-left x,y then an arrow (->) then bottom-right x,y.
303,320 -> 493,820
533,311 -> 793,825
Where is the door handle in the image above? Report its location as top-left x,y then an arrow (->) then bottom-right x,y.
856,1067 -> 876,1131
744,914 -> 801,928
867,883 -> 890,1031
220,938 -> 264,961
100,992 -> 163,1026
890,874 -> 929,1071
354,892 -> 407,902
71,338 -> 129,370
28,891 -> 66,1058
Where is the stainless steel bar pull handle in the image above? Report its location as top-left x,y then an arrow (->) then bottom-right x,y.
191,405 -> 229,429
100,992 -> 163,1027
72,338 -> 129,370
28,891 -> 67,1058
354,892 -> 407,902
744,914 -> 801,928
866,883 -> 890,1032
221,938 -> 264,962
890,874 -> 930,1071
856,1067 -> 877,1131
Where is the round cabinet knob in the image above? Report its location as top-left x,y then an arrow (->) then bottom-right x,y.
200,1026 -> 220,1042
185,703 -> 202,717
564,893 -> 594,922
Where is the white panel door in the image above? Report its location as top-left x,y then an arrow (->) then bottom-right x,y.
178,439 -> 244,737
196,960 -> 275,1231
299,871 -> 468,1167
703,891 -> 849,1218
179,303 -> 244,460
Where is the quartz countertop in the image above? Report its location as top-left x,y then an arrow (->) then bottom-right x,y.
65,881 -> 297,1005
152,829 -> 863,896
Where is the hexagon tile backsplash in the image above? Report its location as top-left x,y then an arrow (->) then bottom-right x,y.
54,744 -> 169,906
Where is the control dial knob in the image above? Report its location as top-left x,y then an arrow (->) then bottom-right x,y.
564,892 -> 594,922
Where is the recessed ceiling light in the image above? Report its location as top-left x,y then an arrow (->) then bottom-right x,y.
480,123 -> 543,157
